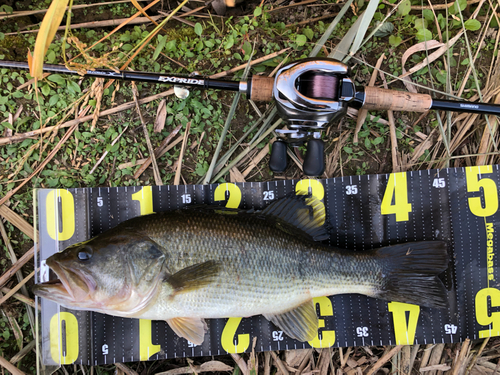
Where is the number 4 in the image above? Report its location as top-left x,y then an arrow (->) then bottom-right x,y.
381,173 -> 412,222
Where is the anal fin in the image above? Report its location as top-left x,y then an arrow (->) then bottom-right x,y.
167,317 -> 208,345
264,300 -> 318,342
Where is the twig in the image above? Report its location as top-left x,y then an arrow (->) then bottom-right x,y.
132,83 -> 162,185
157,11 -> 195,26
148,45 -> 188,70
1,287 -> 37,308
174,122 -> 191,185
0,204 -> 37,240
296,350 -> 312,375
451,339 -> 471,375
419,364 -> 452,372
0,88 -> 175,147
467,338 -> 490,373
354,54 -> 384,143
89,125 -> 129,174
9,340 -> 36,364
133,122 -> 183,179
0,219 -> 35,337
379,68 -> 400,172
0,354 -> 26,375
0,120 -> 79,206
419,344 -> 435,371
268,0 -> 318,12
0,246 -> 34,289
286,13 -> 339,27
231,353 -> 249,375
0,0 -> 147,19
401,345 -> 411,375
211,118 -> 282,183
115,363 -> 139,375
264,352 -> 271,375
270,352 -> 290,375
210,48 -> 290,78
410,0 -> 481,9
242,139 -> 274,177
409,344 -> 420,373
365,345 -> 403,375
426,343 -> 445,373
5,15 -> 163,35
0,271 -> 34,307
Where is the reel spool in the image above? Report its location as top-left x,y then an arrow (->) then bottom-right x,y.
269,59 -> 355,176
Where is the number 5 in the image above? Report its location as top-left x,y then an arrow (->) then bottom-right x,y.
466,166 -> 498,217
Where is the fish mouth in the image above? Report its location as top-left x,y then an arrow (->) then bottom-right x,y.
33,259 -> 97,305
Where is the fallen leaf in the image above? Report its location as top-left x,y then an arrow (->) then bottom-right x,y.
401,40 -> 442,93
154,99 -> 167,133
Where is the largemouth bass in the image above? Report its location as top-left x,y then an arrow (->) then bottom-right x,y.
34,195 -> 449,344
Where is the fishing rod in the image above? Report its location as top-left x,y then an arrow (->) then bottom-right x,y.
2,58 -> 500,176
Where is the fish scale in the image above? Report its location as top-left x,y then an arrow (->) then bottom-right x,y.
140,211 -> 383,320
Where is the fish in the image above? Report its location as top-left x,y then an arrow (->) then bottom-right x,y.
33,195 -> 449,345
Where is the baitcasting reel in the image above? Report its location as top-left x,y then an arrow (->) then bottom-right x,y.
269,58 -> 357,176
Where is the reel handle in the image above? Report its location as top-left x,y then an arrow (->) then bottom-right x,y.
269,139 -> 288,172
303,139 -> 325,176
363,87 -> 432,112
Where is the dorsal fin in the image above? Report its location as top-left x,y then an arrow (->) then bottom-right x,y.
260,194 -> 329,241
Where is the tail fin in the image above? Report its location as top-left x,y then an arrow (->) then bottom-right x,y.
376,241 -> 449,309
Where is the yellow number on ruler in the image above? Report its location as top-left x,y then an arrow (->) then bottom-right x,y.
221,317 -> 250,353
388,302 -> 420,345
296,179 -> 326,226
214,183 -> 242,209
46,189 -> 75,241
466,166 -> 499,217
308,297 -> 336,348
50,312 -> 79,364
381,173 -> 412,222
139,320 -> 161,360
476,288 -> 500,338
132,186 -> 154,215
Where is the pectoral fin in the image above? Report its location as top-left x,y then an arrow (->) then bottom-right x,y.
166,260 -> 220,294
264,300 -> 318,342
167,317 -> 208,345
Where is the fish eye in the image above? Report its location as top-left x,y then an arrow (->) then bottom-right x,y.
77,247 -> 93,261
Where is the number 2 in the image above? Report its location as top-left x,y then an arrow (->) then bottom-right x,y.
214,183 -> 242,209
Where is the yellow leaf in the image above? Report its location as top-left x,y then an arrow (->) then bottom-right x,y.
27,49 -> 33,77
32,0 -> 69,79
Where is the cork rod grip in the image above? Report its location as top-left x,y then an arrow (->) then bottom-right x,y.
250,76 -> 275,102
363,87 -> 432,112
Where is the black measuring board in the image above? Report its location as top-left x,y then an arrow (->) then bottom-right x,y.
35,165 -> 500,366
